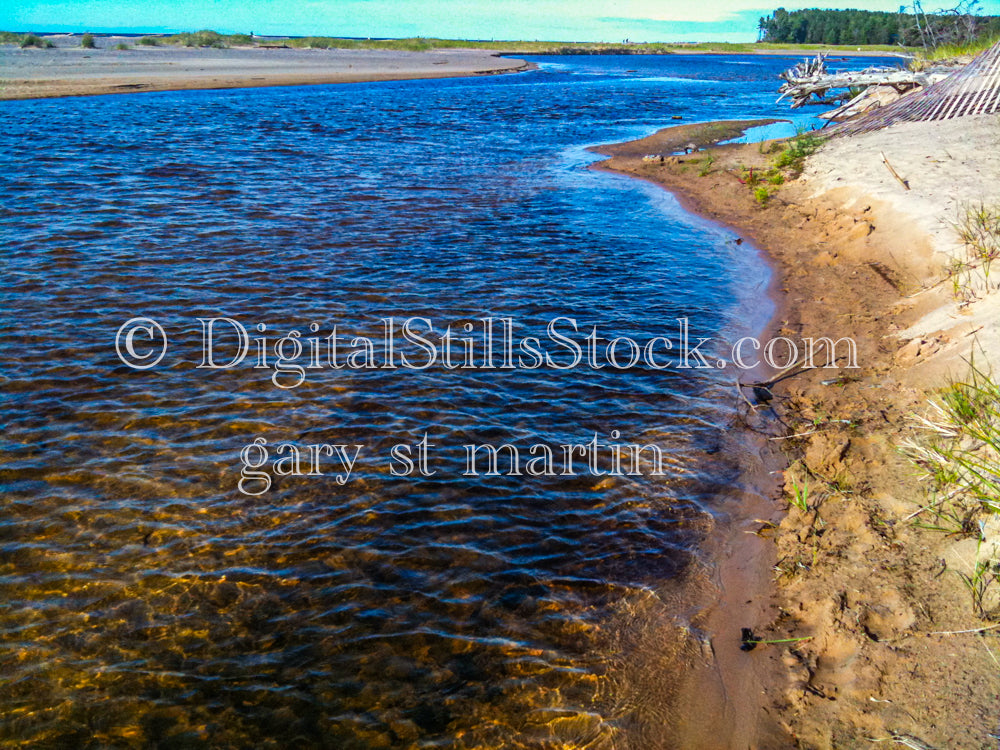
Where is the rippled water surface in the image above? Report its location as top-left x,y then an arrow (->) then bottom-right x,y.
1,55 -> 879,748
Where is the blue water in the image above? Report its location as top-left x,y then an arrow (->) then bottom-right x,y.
0,54 -> 883,747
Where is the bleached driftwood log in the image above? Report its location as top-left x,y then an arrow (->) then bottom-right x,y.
777,54 -> 950,109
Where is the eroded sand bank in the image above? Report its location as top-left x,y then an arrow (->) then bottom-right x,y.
596,116 -> 1000,747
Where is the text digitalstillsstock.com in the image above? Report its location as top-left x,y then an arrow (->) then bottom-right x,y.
115,315 -> 859,495
116,315 -> 859,383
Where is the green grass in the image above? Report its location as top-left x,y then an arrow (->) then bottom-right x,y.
773,131 -> 825,174
946,201 -> 1000,303
920,35 -> 1000,62
138,36 -> 160,46
81,32 -> 95,49
164,29 -> 228,48
697,154 -> 715,177
19,33 -> 54,49
0,31 -> 21,44
788,476 -> 810,512
903,360 -> 1000,536
140,30 -> 917,55
957,534 -> 1000,619
114,42 -> 130,50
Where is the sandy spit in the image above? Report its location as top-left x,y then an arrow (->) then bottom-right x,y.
595,114 -> 1000,748
0,43 -> 530,100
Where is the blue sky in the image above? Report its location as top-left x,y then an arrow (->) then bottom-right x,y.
5,1 -> 1000,42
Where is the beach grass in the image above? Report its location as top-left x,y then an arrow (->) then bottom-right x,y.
773,131 -> 825,174
135,31 -> 915,55
0,29 -> 916,55
19,33 -> 54,49
920,35 -> 1000,61
903,361 -> 1000,522
902,361 -> 1000,618
81,32 -> 95,48
788,476 -> 810,511
165,29 -> 228,48
946,201 -> 1000,302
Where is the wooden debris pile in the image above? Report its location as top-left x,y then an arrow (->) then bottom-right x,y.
776,53 -> 952,116
833,40 -> 1000,136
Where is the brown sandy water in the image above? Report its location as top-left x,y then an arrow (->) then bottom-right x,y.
0,56 -> 860,747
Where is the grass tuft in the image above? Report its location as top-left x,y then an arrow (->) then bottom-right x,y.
697,154 -> 715,177
138,36 -> 160,46
81,32 -> 95,49
788,476 -> 810,512
773,131 -> 825,175
945,201 -> 1000,303
902,359 -> 1000,531
20,33 -> 54,49
167,29 -> 228,48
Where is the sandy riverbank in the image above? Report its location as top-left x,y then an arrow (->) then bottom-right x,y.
0,43 -> 530,100
595,116 -> 1000,747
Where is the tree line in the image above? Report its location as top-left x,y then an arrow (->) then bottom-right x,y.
759,3 -> 1000,47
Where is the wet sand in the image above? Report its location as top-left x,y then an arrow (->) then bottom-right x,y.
0,44 -> 530,100
595,117 -> 1000,747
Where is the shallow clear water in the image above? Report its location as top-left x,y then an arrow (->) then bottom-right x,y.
0,54 -> 883,747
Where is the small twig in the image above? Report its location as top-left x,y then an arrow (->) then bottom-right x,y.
868,733 -> 938,750
735,379 -> 758,412
923,622 -> 1000,636
769,428 -> 820,441
900,486 -> 964,522
745,636 -> 813,645
880,150 -> 910,190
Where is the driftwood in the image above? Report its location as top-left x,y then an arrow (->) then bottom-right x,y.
880,151 -> 911,190
777,53 -> 949,109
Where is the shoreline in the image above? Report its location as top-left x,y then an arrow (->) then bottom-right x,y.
0,47 -> 532,100
594,117 -> 1000,746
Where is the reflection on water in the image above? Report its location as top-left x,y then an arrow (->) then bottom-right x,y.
0,54 -> 871,747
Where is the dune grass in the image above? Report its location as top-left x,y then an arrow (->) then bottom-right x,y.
903,361 -> 1000,529
0,29 -> 914,55
946,201 -> 1000,303
81,32 -> 95,48
139,30 -> 914,55
920,34 -> 1000,61
902,359 -> 1000,619
19,33 -> 54,49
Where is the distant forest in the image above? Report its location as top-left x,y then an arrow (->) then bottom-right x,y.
759,6 -> 1000,46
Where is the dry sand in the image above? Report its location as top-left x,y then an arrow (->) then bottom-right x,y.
596,115 -> 1000,747
0,40 -> 529,100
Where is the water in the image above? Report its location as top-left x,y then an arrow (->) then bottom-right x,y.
0,54 -> 882,747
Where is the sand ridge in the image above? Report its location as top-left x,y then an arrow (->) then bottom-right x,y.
0,43 -> 531,100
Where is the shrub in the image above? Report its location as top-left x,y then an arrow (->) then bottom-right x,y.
773,132 -> 825,174
81,32 -> 95,48
138,36 -> 159,46
183,29 -> 226,48
114,42 -> 130,50
20,33 -> 53,48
